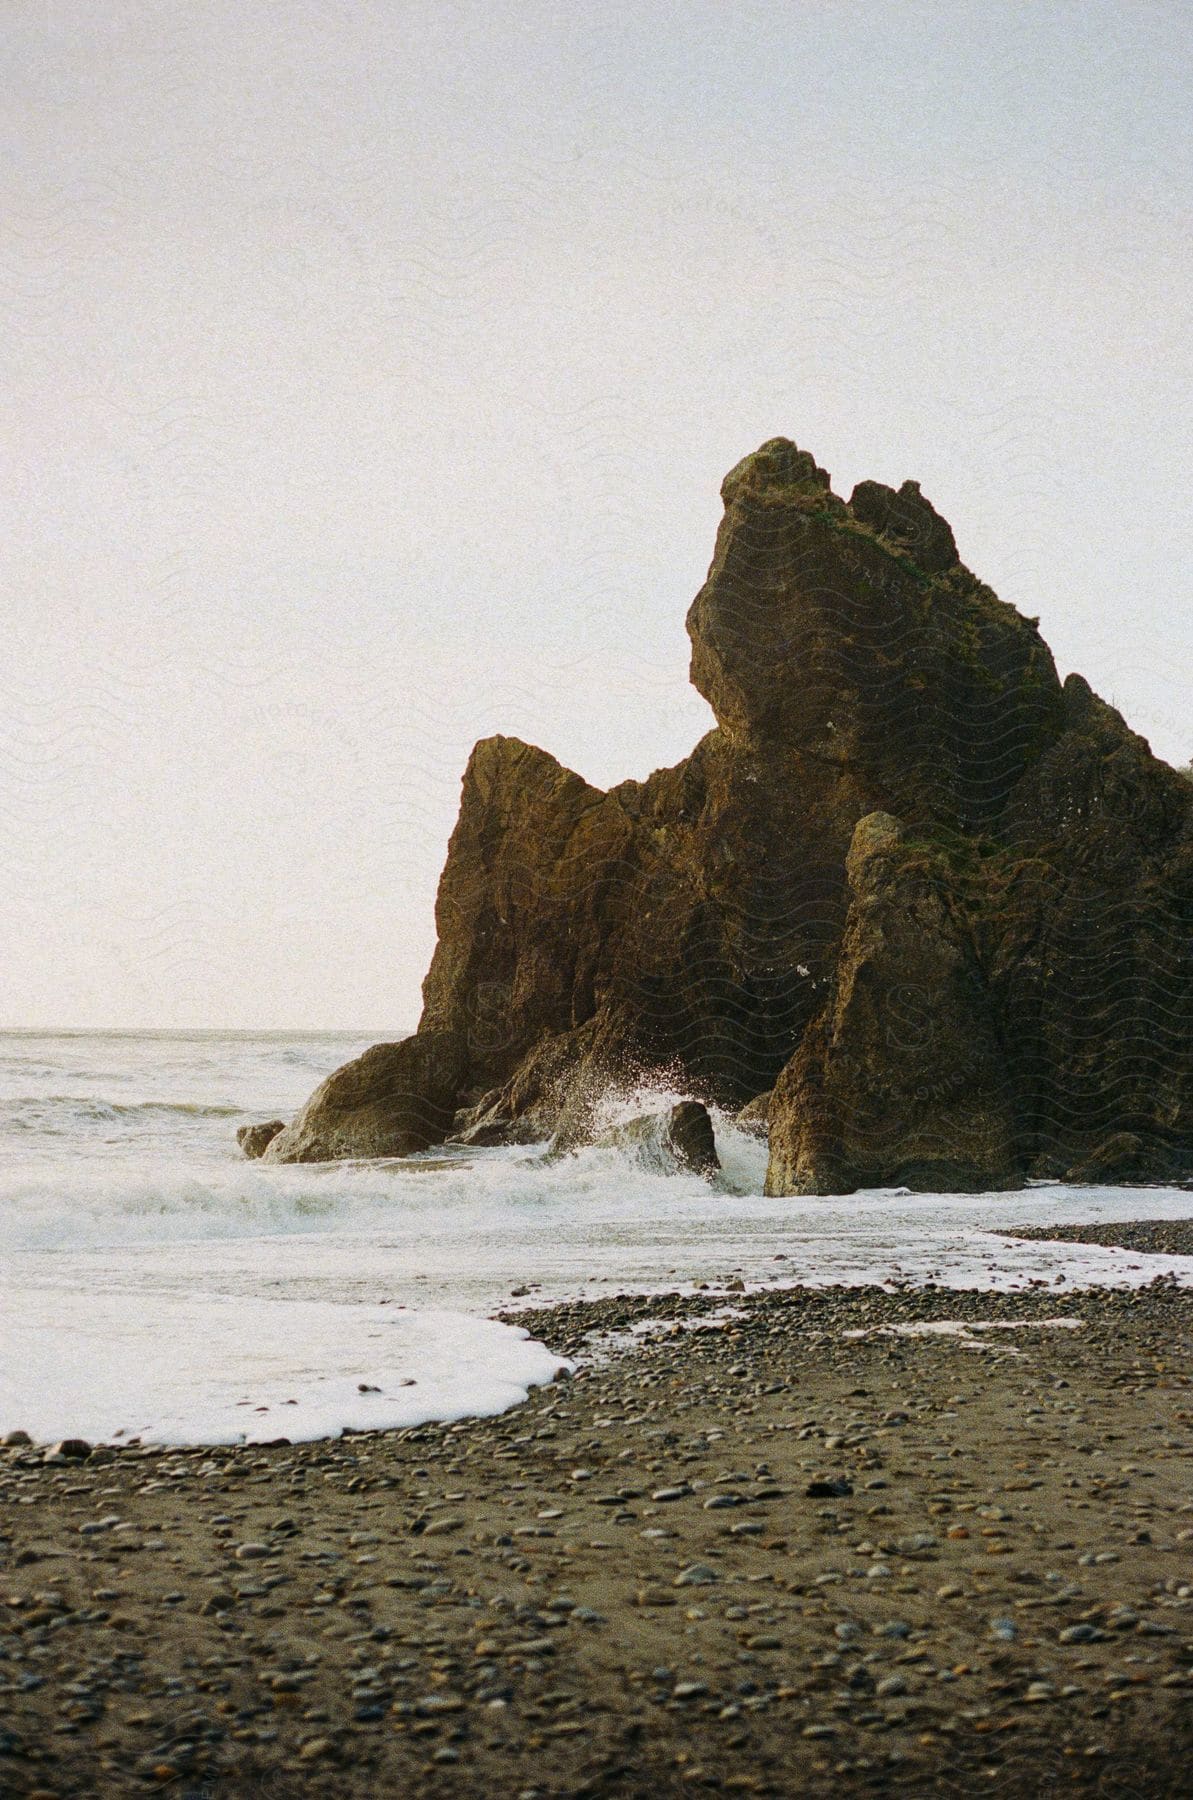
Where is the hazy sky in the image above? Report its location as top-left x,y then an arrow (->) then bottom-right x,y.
4,0 -> 1191,1029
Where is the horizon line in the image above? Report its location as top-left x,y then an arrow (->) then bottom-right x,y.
0,1024 -> 413,1038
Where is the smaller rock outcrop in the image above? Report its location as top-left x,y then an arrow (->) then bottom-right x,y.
661,1100 -> 720,1176
553,1100 -> 720,1179
237,1119 -> 286,1159
1061,1132 -> 1179,1187
847,477 -> 958,572
765,813 -> 1021,1195
262,1032 -> 466,1163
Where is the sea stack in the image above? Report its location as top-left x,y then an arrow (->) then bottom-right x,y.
260,438 -> 1193,1192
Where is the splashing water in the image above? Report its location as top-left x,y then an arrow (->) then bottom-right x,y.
0,1030 -> 1189,1444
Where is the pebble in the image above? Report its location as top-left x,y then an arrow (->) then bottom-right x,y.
415,1694 -> 465,1715
674,1563 -> 721,1586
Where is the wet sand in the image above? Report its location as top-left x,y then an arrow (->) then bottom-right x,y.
2,1282 -> 1191,1798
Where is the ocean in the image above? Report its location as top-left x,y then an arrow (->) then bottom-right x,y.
1,1029 -> 1190,1448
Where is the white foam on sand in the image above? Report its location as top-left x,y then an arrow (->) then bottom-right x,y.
3,1028 -> 1191,1446
0,1289 -> 567,1447
842,1317 -> 1085,1353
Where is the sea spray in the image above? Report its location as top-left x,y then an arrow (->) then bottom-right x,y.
1,1029 -> 1190,1448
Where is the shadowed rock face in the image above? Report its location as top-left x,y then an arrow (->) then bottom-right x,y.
265,438 -> 1193,1189
765,814 -> 1020,1195
1060,1132 -> 1182,1187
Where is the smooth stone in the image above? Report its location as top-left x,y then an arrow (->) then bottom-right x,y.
674,1564 -> 721,1587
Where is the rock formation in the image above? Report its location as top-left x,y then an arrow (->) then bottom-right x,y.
262,438 -> 1193,1192
764,814 -> 1020,1194
559,1100 -> 720,1179
261,1033 -> 466,1163
237,1119 -> 286,1159
734,1090 -> 773,1139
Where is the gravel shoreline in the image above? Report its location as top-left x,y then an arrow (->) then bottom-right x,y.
995,1219 -> 1193,1259
2,1281 -> 1191,1798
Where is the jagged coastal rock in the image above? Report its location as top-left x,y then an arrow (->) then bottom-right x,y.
260,439 -> 1193,1192
764,813 -> 1020,1195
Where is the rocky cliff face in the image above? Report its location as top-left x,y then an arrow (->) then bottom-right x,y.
263,439 -> 1193,1191
764,813 -> 1021,1195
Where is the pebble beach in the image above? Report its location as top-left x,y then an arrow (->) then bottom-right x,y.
3,1261 -> 1191,1799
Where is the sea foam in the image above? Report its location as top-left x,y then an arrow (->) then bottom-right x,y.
1,1030 -> 1191,1446
1,1288 -> 566,1446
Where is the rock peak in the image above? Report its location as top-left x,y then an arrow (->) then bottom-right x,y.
687,438 -> 1060,822
720,437 -> 833,504
848,476 -> 958,571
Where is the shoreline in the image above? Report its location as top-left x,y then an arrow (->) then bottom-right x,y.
3,1277 -> 1191,1798
994,1219 -> 1193,1258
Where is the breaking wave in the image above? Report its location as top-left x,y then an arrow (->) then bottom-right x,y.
1,1029 -> 1190,1446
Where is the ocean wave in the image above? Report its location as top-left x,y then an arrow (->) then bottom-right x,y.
61,1095 -> 240,1116
0,1071 -> 1189,1305
0,1095 -> 247,1129
0,1125 -> 770,1254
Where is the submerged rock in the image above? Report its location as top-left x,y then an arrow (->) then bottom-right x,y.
262,437 -> 1193,1188
237,1119 -> 286,1159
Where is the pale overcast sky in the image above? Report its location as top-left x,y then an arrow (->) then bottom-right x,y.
3,0 -> 1191,1029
